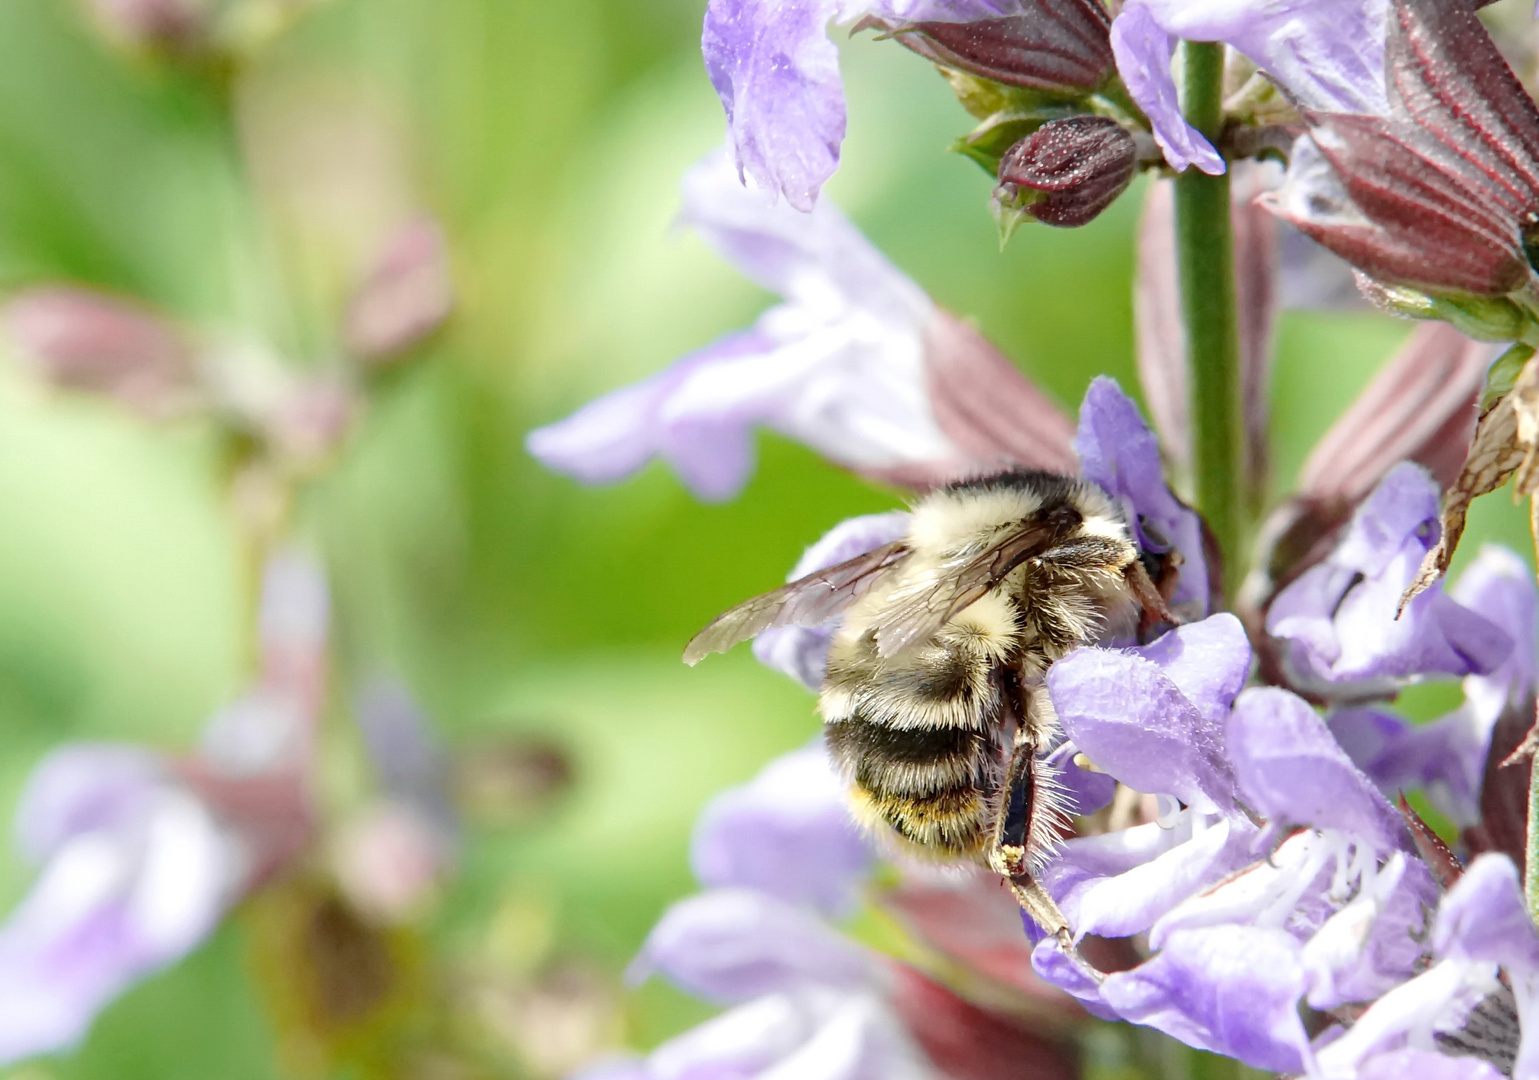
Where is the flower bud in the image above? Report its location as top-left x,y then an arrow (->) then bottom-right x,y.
86,0 -> 208,51
342,218 -> 453,365
993,115 -> 1136,233
2,286 -> 197,418
884,2 -> 1114,95
1260,0 -> 1539,302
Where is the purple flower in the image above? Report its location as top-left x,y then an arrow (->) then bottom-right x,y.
1266,463 -> 1512,698
1312,855 -> 1534,1080
642,987 -> 935,1080
1037,604 -> 1468,1072
1035,697 -> 1443,1070
1109,0 -> 1389,174
703,0 -> 1029,210
1049,614 -> 1250,814
1074,376 -> 1210,614
1330,545 -> 1537,827
1040,614 -> 1261,949
528,150 -> 959,501
0,746 -> 244,1064
334,677 -> 458,924
690,745 -> 873,915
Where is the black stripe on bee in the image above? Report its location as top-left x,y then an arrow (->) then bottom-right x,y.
826,718 -> 986,773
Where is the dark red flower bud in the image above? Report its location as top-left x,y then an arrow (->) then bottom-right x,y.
891,0 -> 1113,94
994,115 -> 1136,229
1262,0 -> 1539,297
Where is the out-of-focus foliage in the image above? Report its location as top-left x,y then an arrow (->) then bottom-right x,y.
0,0 -> 1526,1078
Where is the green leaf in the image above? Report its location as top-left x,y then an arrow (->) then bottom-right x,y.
1483,342 -> 1537,412
951,106 -> 1075,176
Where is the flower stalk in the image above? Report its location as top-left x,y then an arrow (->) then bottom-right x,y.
1174,41 -> 1244,601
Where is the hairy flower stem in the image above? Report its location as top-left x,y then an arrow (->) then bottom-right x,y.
1173,42 -> 1244,603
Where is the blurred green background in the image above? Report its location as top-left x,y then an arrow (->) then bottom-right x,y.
0,1 -> 1527,1078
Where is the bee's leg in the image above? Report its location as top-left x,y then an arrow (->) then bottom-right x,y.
987,737 -> 1072,947
1126,555 -> 1178,629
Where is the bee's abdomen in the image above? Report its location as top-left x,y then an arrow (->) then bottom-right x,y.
845,777 -> 990,855
827,716 -> 993,856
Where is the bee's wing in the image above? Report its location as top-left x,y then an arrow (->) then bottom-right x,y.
682,541 -> 911,665
873,518 -> 1069,658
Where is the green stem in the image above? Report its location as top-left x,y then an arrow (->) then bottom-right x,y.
1173,42 -> 1244,604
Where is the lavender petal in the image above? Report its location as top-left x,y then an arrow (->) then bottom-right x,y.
1432,854 -> 1539,973
1122,0 -> 1388,115
691,746 -> 872,914
1108,5 -> 1223,175
1045,813 -> 1258,940
1048,615 -> 1250,812
628,888 -> 873,1003
0,782 -> 236,1064
1073,377 -> 1210,613
1098,926 -> 1310,1073
1228,687 -> 1404,853
703,0 -> 845,212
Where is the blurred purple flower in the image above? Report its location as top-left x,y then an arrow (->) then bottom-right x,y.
636,986 -> 935,1080
626,886 -> 938,1080
691,745 -> 873,915
703,0 -> 1028,211
528,149 -> 962,501
1266,463 -> 1512,698
334,677 -> 457,924
629,887 -> 876,1001
1074,376 -> 1210,613
0,746 -> 244,1063
0,549 -> 330,1062
1109,0 -> 1389,174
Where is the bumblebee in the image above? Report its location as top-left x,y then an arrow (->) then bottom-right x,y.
684,470 -> 1176,939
